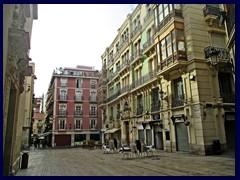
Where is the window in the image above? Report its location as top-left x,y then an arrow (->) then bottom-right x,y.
174,78 -> 184,99
218,73 -> 235,103
75,119 -> 82,129
211,33 -> 226,48
90,106 -> 96,115
166,34 -> 172,56
75,90 -> 82,101
59,104 -> 67,115
176,29 -> 185,51
61,78 -> 67,87
158,5 -> 163,22
161,39 -> 166,60
172,30 -> 177,53
90,91 -> 96,101
91,80 -> 96,89
75,105 -> 82,115
76,79 -> 82,88
60,89 -> 67,100
164,4 -> 169,17
90,119 -> 97,129
159,29 -> 185,61
59,119 -> 65,130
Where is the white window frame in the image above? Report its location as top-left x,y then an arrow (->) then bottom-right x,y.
90,119 -> 97,129
75,119 -> 82,130
59,119 -> 66,130
61,78 -> 67,87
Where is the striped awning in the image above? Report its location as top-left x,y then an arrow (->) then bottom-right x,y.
104,128 -> 120,134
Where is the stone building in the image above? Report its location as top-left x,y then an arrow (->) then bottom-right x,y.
3,4 -> 38,175
98,4 -> 235,155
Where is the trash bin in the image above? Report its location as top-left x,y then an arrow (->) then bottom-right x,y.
213,140 -> 221,155
21,151 -> 29,169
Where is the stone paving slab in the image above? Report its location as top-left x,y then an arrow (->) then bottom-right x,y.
16,148 -> 235,176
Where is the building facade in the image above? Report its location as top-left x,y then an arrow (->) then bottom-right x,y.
45,65 -> 102,147
98,4 -> 235,155
3,4 -> 38,175
32,96 -> 46,138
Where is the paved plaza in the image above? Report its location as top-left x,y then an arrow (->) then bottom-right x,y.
16,147 -> 235,176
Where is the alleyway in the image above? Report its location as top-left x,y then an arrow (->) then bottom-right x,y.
16,147 -> 235,176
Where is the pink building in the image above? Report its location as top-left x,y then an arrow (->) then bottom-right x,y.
45,65 -> 102,147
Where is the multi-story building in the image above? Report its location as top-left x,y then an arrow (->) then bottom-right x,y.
20,62 -> 37,148
3,4 -> 38,175
45,65 -> 102,147
32,95 -> 46,137
98,4 -> 235,155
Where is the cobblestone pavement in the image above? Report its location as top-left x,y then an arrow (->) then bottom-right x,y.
16,147 -> 235,176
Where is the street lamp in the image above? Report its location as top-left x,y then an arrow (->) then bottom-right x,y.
204,46 -> 234,74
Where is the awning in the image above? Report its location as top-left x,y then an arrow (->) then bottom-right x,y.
38,132 -> 52,137
104,128 -> 120,134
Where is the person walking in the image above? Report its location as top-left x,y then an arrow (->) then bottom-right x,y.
113,138 -> 118,151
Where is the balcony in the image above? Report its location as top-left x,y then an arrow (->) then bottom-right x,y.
144,10 -> 154,23
142,36 -> 155,53
172,95 -> 184,108
118,59 -> 130,74
109,115 -> 114,121
158,10 -> 183,32
89,111 -> 97,117
151,101 -> 160,112
203,5 -> 221,25
89,96 -> 97,102
75,110 -> 83,116
59,110 -> 67,116
116,113 -> 121,120
75,95 -> 83,102
131,24 -> 142,39
221,93 -> 235,103
131,68 -> 158,90
137,106 -> 143,115
118,37 -> 129,52
59,95 -> 68,101
130,49 -> 143,64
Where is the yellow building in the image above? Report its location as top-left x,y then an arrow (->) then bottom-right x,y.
3,4 -> 38,175
98,4 -> 235,155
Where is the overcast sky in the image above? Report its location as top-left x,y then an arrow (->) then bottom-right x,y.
30,4 -> 137,97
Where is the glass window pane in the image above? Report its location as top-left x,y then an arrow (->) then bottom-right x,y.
178,41 -> 185,51
167,46 -> 172,56
159,12 -> 163,22
169,4 -> 173,12
174,4 -> 181,10
164,4 -> 169,17
176,29 -> 184,40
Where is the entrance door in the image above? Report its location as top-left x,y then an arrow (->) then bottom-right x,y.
154,131 -> 163,149
153,124 -> 163,149
175,122 -> 189,151
225,113 -> 235,150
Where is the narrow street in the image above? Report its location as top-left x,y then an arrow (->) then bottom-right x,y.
16,147 -> 235,176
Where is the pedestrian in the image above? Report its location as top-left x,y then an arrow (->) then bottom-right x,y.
114,138 -> 118,151
136,140 -> 141,153
34,139 -> 37,150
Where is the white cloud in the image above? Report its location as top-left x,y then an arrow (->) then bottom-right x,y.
30,4 -> 137,97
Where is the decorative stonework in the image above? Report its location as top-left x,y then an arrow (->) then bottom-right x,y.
11,5 -> 26,30
7,28 -> 30,94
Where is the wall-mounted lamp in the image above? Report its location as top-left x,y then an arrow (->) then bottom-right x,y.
189,74 -> 195,81
204,46 -> 234,74
145,110 -> 149,115
26,85 -> 31,92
